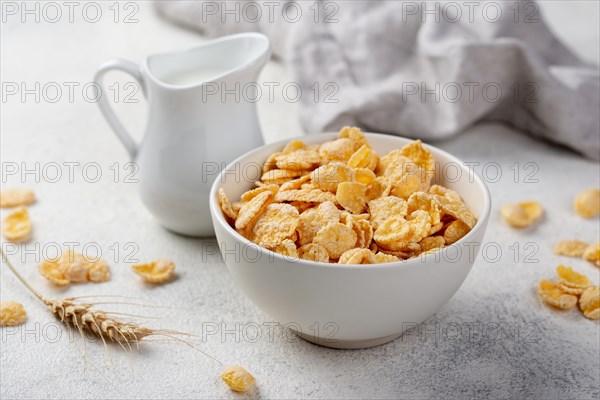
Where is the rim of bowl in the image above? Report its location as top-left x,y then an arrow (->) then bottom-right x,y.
210,132 -> 492,270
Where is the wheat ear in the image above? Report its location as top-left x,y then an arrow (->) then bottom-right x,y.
0,249 -> 222,364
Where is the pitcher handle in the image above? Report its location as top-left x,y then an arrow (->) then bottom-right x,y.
94,59 -> 146,159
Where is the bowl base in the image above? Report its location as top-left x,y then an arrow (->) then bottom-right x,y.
294,330 -> 402,349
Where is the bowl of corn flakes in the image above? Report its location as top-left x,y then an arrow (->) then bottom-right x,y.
210,127 -> 491,349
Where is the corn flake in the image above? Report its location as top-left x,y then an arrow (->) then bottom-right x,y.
435,196 -> 477,229
235,191 -> 273,231
240,185 -> 279,202
374,210 -> 431,251
261,169 -> 304,184
372,252 -> 401,263
262,152 -> 282,173
338,248 -> 375,264
353,168 -> 376,186
368,196 -> 408,230
279,175 -> 311,192
579,286 -> 600,320
63,259 -> 89,283
132,259 -> 176,284
221,365 -> 255,392
583,242 -> 600,267
429,185 -> 462,203
584,308 -> 600,320
300,183 -> 317,191
538,280 -> 578,309
218,188 -> 238,220
500,201 -> 543,229
556,265 -> 591,289
365,177 -> 390,202
338,126 -> 368,151
429,222 -> 444,236
319,138 -> 354,164
0,188 -> 35,208
558,283 -> 587,296
298,243 -> 330,263
389,166 -> 431,199
288,201 -> 313,213
336,182 -> 367,214
274,239 -> 298,258
574,188 -> 600,218
313,222 -> 357,260
378,243 -> 422,259
419,236 -> 445,252
282,140 -> 305,154
232,202 -> 243,213
0,301 -> 27,327
311,162 -> 354,192
253,204 -> 299,249
443,220 -> 471,245
521,201 -> 543,221
407,192 -> 441,226
347,214 -> 373,249
38,260 -> 69,286
554,240 -> 589,258
88,260 -> 111,283
1,206 -> 32,243
274,188 -> 336,203
377,150 -> 412,177
348,145 -> 378,170
500,204 -> 528,228
275,149 -> 320,170
296,201 -> 341,246
400,140 -> 435,173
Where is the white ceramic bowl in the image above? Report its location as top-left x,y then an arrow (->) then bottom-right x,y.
210,133 -> 491,349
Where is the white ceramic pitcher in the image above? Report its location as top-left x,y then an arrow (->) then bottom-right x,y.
94,33 -> 270,236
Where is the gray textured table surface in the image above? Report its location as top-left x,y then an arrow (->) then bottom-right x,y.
1,3 -> 599,399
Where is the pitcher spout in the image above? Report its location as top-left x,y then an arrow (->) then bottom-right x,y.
144,33 -> 271,89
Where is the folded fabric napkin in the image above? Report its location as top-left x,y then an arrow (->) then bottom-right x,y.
155,0 -> 599,159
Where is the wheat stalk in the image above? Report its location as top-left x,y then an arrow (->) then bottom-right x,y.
0,248 -> 222,364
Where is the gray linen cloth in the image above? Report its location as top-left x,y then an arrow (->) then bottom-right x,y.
155,0 -> 600,159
